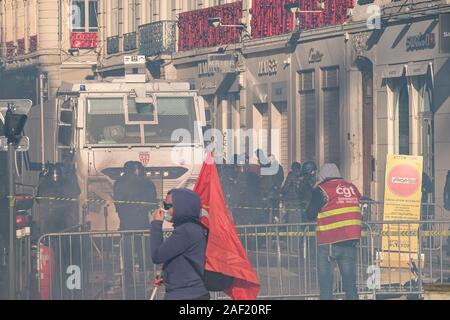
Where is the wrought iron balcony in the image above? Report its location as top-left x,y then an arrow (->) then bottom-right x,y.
138,20 -> 176,57
17,38 -> 25,55
29,35 -> 38,53
123,32 -> 137,51
5,41 -> 16,59
107,35 -> 120,54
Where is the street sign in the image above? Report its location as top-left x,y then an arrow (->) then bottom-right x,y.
0,136 -> 30,152
124,55 -> 146,65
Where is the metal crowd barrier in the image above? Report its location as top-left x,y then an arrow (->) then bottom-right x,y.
36,230 -> 165,300
34,217 -> 450,300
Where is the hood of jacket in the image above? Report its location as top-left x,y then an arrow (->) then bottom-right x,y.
317,163 -> 342,184
171,188 -> 202,227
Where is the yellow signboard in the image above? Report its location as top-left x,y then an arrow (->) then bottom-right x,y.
381,154 -> 423,269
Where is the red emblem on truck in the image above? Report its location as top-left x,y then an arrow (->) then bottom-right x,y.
139,152 -> 150,166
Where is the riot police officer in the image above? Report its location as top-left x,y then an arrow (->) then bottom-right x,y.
113,161 -> 157,230
298,161 -> 318,212
281,162 -> 303,223
256,150 -> 284,224
113,161 -> 157,299
36,164 -> 81,234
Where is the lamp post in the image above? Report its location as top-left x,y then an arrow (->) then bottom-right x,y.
284,1 -> 325,29
207,17 -> 251,41
0,99 -> 32,300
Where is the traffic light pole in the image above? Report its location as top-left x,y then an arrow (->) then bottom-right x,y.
8,142 -> 15,300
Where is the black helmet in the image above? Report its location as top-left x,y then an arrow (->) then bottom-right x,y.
124,161 -> 145,177
291,161 -> 302,172
302,161 -> 317,176
49,165 -> 62,183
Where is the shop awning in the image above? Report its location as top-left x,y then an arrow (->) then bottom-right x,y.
381,65 -> 406,78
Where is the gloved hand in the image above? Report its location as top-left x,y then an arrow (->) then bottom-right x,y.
152,274 -> 163,287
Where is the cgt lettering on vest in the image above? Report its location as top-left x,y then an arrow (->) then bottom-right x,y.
336,184 -> 357,198
179,304 -> 214,318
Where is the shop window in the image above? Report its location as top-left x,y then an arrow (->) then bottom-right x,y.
396,81 -> 410,155
298,70 -> 316,163
322,67 -> 340,167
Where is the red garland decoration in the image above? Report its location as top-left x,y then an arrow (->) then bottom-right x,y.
178,1 -> 243,51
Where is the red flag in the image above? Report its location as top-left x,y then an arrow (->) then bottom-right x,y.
194,152 -> 260,300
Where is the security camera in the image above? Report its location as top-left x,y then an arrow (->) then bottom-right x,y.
208,17 -> 222,28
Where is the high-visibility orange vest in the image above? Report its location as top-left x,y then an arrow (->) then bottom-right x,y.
316,179 -> 362,245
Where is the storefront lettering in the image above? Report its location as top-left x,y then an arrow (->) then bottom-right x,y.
308,48 -> 323,63
258,59 -> 278,76
199,79 -> 217,90
406,32 -> 436,51
198,61 -> 215,77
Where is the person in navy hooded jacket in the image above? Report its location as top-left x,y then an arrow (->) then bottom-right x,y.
150,188 -> 210,300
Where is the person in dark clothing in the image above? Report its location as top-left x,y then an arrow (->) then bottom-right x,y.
233,169 -> 262,225
281,162 -> 303,223
257,150 -> 284,224
298,161 -> 317,210
113,161 -> 157,299
36,164 -> 81,234
304,163 -> 362,300
421,172 -> 434,220
150,188 -> 209,300
36,163 -> 81,299
113,161 -> 157,230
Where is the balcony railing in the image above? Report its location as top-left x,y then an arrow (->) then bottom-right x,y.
29,35 -> 38,53
6,41 -> 16,59
139,21 -> 176,57
107,35 -> 120,54
123,32 -> 137,51
251,0 -> 355,39
70,32 -> 98,49
17,38 -> 25,55
178,2 -> 243,51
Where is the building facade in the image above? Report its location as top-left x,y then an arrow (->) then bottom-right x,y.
1,0 -> 450,213
0,0 -> 99,102
171,0 -> 450,215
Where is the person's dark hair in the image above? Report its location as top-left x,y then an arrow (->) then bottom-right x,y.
291,161 -> 302,171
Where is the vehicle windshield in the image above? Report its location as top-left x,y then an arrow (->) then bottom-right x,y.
86,96 -> 198,145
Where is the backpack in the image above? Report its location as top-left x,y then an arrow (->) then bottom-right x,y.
444,171 -> 450,211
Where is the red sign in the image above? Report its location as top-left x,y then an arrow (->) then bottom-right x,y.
70,32 -> 98,49
139,152 -> 150,166
387,164 -> 421,197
